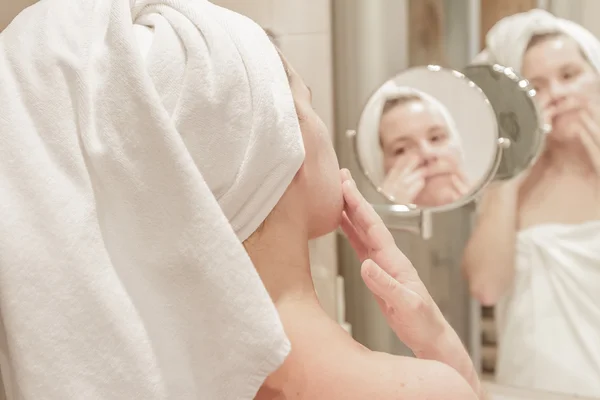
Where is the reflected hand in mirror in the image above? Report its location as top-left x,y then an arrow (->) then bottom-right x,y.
339,168 -> 483,399
355,66 -> 499,212
554,88 -> 600,175
378,93 -> 471,207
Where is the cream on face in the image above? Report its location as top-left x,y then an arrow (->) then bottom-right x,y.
522,35 -> 599,137
378,98 -> 466,207
379,99 -> 463,178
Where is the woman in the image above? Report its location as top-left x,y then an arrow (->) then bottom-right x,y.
0,0 -> 481,398
249,47 -> 483,399
463,9 -> 600,397
377,89 -> 470,206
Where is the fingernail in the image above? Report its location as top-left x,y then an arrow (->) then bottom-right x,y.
343,179 -> 356,190
365,260 -> 379,278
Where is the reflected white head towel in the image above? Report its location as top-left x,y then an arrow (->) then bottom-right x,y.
357,82 -> 462,184
473,9 -> 600,74
0,0 -> 304,399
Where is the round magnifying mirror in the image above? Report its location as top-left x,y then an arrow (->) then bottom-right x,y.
353,65 -> 502,212
464,64 -> 544,180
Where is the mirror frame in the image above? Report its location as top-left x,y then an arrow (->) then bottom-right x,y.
346,64 -> 510,238
463,63 -> 548,181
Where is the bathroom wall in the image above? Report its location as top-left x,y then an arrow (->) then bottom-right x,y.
551,0 -> 599,36
212,0 -> 341,321
0,0 -> 36,31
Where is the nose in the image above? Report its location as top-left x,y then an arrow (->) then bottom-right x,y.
546,80 -> 569,108
417,140 -> 438,166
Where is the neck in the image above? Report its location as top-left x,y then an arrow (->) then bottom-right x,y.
244,216 -> 317,306
542,139 -> 594,175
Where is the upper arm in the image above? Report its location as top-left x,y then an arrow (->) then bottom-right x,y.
258,336 -> 478,400
462,185 -> 519,305
364,352 -> 479,400
259,297 -> 479,400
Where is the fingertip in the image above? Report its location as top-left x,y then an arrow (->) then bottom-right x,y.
342,179 -> 354,194
342,179 -> 360,202
340,168 -> 352,182
361,259 -> 381,280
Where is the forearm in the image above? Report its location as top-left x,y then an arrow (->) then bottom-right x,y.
463,189 -> 519,305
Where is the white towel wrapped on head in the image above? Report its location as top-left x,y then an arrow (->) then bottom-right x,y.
357,82 -> 462,184
0,0 -> 304,399
473,8 -> 600,73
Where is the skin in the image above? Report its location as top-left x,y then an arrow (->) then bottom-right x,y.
463,34 -> 600,305
248,52 -> 480,399
379,100 -> 470,207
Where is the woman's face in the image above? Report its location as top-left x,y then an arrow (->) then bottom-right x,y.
279,54 -> 343,239
379,99 -> 464,204
522,34 -> 598,139
379,99 -> 461,176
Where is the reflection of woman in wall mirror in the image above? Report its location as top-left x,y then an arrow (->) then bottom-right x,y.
377,88 -> 471,207
463,9 -> 600,398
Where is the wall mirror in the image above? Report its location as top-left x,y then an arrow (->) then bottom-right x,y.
346,64 -> 543,238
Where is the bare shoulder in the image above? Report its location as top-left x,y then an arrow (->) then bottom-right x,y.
265,298 -> 477,400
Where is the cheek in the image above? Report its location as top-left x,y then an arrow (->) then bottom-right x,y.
305,122 -> 344,237
383,154 -> 398,174
566,76 -> 592,94
319,137 -> 342,206
562,72 -> 599,96
425,175 -> 453,189
436,145 -> 461,166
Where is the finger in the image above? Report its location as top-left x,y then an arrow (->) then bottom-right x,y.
424,158 -> 457,177
340,168 -> 352,184
343,180 -> 396,252
403,169 -> 426,186
384,158 -> 410,183
361,259 -> 420,309
579,110 -> 600,147
383,171 -> 425,203
386,178 -> 425,205
340,211 -> 369,261
543,104 -> 557,126
436,186 -> 460,205
389,155 -> 420,180
451,174 -> 470,196
402,176 -> 426,201
382,168 -> 425,192
577,121 -> 600,173
343,179 -> 418,282
556,97 -> 581,115
453,166 -> 470,185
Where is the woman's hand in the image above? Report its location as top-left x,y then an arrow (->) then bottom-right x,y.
380,156 -> 425,204
340,169 -> 448,354
545,86 -> 600,176
339,168 -> 483,398
574,98 -> 600,175
438,168 -> 471,205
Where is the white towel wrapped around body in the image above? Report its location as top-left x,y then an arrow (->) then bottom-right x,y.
0,0 -> 304,399
473,9 -> 600,74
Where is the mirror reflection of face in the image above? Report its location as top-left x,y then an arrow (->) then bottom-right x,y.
379,98 -> 452,173
378,97 -> 468,207
522,34 -> 599,140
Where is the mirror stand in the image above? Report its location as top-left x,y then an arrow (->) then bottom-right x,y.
372,204 -> 433,239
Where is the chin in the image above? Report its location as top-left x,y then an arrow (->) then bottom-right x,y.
415,182 -> 457,207
548,128 -> 577,143
308,185 -> 344,239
